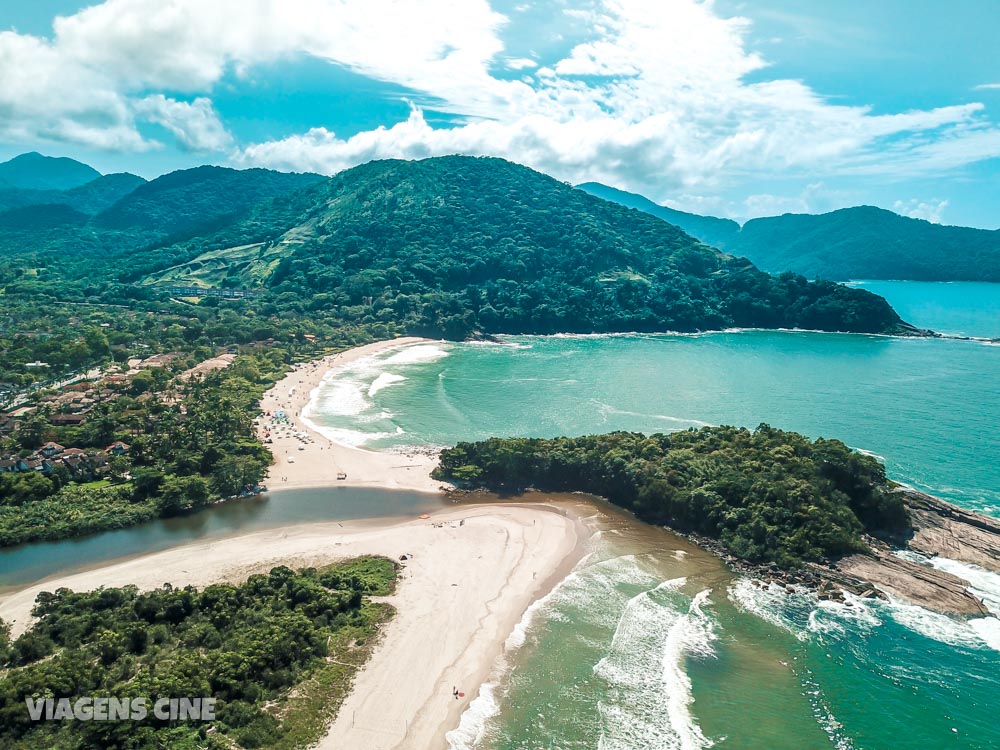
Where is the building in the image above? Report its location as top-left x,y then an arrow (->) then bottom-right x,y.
107,441 -> 131,456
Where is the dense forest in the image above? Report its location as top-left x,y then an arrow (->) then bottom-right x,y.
144,156 -> 911,338
582,182 -> 1000,282
0,161 -> 323,298
434,425 -> 911,567
0,557 -> 397,749
0,154 -> 912,344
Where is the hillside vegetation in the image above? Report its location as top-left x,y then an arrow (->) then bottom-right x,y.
578,182 -> 740,250
0,173 -> 147,216
0,164 -> 325,298
94,165 -> 324,236
0,559 -> 397,749
434,425 -> 911,567
735,207 -> 1000,282
582,183 -> 1000,282
143,156 -> 908,337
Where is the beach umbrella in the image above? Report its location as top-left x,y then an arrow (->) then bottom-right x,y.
419,514 -> 430,519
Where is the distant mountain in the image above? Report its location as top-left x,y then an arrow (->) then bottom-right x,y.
0,165 -> 326,287
94,165 -> 326,238
0,152 -> 101,191
736,207 -> 1000,282
581,183 -> 1000,282
140,156 -> 911,337
0,171 -> 145,216
61,173 -> 147,214
577,183 -> 740,250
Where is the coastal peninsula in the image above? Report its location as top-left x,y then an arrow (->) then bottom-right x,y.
435,428 -> 1000,616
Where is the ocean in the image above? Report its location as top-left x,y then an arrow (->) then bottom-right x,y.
304,281 -> 1000,749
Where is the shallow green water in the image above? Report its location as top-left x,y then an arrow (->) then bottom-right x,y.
0,487 -> 444,590
305,282 -> 1000,749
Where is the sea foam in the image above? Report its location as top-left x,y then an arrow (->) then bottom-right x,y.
892,551 -> 1000,652
302,343 -> 448,448
593,582 -> 715,750
447,549 -> 684,750
382,343 -> 451,364
367,372 -> 406,397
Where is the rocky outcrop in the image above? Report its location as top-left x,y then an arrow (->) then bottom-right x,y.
688,488 -> 1000,617
827,489 -> 1000,616
835,546 -> 989,616
903,489 -> 1000,571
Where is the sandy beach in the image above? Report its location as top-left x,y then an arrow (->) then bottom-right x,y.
258,337 -> 448,494
0,338 -> 591,750
0,503 -> 585,750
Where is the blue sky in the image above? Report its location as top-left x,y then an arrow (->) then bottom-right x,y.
1,0 -> 997,228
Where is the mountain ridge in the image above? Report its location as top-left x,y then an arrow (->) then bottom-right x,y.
138,155 -> 912,337
579,182 -> 1000,282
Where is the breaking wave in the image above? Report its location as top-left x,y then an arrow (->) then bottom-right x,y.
594,583 -> 716,750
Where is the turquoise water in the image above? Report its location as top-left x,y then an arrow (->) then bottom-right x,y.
308,333 -> 1000,515
305,281 -> 1000,749
847,280 -> 1000,339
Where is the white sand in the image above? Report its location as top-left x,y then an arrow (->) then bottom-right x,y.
0,504 -> 582,750
258,337 -> 448,494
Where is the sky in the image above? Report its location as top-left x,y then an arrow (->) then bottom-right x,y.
0,0 -> 997,228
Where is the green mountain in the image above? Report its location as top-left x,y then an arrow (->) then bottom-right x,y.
0,151 -> 101,190
0,203 -> 89,231
60,172 -> 148,214
581,183 -> 1000,282
0,172 -> 147,216
736,207 -> 1000,282
0,166 -> 325,293
94,165 -> 325,238
142,156 -> 910,337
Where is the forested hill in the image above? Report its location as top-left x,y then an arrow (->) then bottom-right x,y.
0,152 -> 100,190
734,207 -> 1000,282
143,156 -> 910,337
0,162 -> 326,286
582,182 -> 1000,282
94,165 -> 325,235
434,426 -> 911,568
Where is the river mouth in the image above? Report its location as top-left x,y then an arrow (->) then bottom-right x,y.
0,486 -> 446,592
445,493 -> 843,750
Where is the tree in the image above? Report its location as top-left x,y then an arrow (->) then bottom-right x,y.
211,455 -> 265,497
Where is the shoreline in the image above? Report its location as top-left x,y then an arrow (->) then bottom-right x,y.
0,502 -> 586,750
257,337 -> 448,495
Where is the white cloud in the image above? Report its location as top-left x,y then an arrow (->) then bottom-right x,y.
0,0 -> 509,150
506,57 -> 538,70
236,0 -> 1000,204
1,0 -> 998,203
974,83 -> 1000,90
893,198 -> 949,224
132,96 -> 232,152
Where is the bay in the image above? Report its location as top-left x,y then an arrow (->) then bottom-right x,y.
306,281 -> 1000,750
